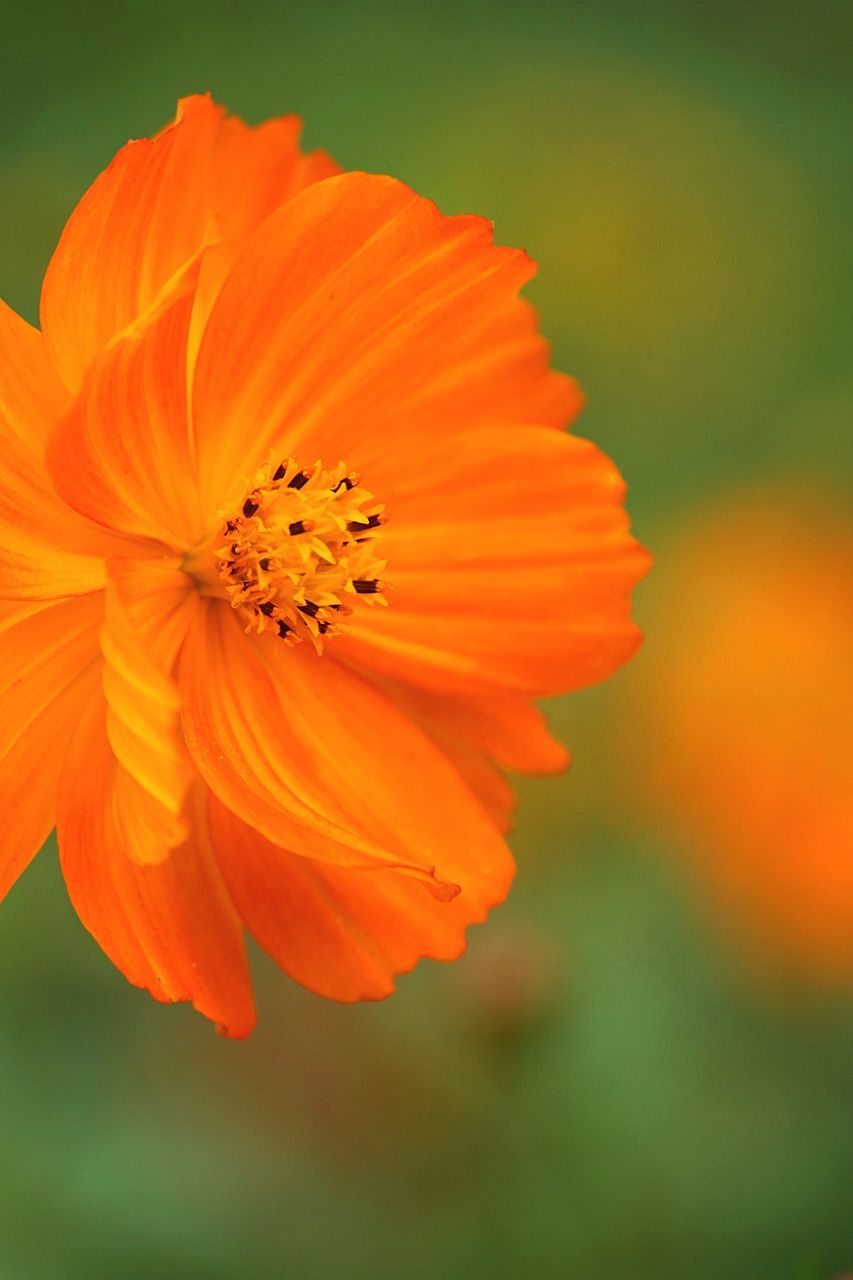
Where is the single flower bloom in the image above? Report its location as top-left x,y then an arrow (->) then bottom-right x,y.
640,493 -> 853,983
0,95 -> 648,1035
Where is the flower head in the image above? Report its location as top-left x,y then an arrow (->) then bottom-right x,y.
209,456 -> 388,649
641,494 -> 853,983
0,95 -> 648,1035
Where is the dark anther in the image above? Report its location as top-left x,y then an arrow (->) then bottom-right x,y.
288,470 -> 310,489
259,601 -> 276,617
277,620 -> 292,638
273,463 -> 287,482
298,601 -> 319,617
353,579 -> 379,594
334,474 -> 356,493
317,621 -> 330,635
230,544 -> 241,556
225,519 -> 238,534
288,520 -> 308,536
259,558 -> 272,571
242,497 -> 259,518
347,513 -> 383,532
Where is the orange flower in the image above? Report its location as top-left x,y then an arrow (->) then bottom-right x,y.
643,494 -> 853,983
0,95 -> 647,1035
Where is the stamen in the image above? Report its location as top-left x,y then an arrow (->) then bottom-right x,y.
214,457 -> 389,653
347,513 -> 385,532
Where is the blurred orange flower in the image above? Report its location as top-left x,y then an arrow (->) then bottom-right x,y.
0,95 -> 647,1035
644,494 -> 853,983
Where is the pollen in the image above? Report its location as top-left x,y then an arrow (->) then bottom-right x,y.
214,457 -> 388,651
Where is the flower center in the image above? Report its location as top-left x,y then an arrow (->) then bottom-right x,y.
214,457 -> 388,651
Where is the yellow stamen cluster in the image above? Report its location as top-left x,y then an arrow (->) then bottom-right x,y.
215,457 -> 388,651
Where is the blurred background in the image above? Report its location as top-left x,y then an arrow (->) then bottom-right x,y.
1,2 -> 851,1276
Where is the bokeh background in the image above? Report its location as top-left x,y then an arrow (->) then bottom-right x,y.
1,2 -> 851,1277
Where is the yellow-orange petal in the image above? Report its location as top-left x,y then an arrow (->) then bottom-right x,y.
0,299 -> 126,598
336,426 -> 649,696
101,557 -> 199,863
41,94 -> 339,393
180,601 -> 514,898
192,171 -> 579,517
46,252 -> 205,550
0,595 -> 103,899
209,793 -> 513,1003
56,700 -> 255,1037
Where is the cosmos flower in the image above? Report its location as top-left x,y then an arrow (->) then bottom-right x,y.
642,494 -> 853,983
0,95 -> 647,1035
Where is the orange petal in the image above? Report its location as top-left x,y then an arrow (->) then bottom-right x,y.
0,299 -> 125,598
336,427 -> 649,695
180,602 -> 513,897
209,792 -> 514,1003
189,111 -> 340,356
366,682 -> 567,834
41,94 -> 339,393
372,679 -> 569,776
40,94 -> 221,391
348,678 -> 567,834
192,172 -> 579,517
100,557 -> 199,863
0,595 -> 103,900
179,602 -> 425,876
56,699 -> 256,1037
207,112 -> 340,256
440,751 -> 517,835
46,252 -> 205,550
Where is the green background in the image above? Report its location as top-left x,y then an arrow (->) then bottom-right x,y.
0,2 -> 851,1277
